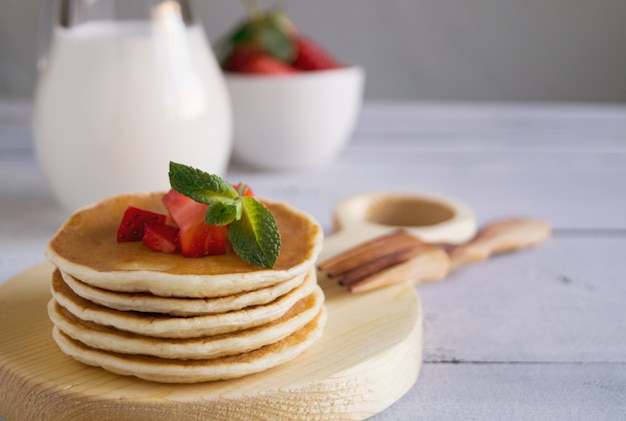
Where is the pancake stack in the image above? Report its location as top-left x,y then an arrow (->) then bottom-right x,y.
45,192 -> 326,383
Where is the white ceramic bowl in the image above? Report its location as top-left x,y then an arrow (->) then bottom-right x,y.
225,65 -> 365,170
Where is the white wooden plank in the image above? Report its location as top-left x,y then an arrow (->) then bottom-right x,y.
357,102 -> 626,136
0,196 -> 65,282
372,362 -> 626,421
351,131 -> 626,153
0,153 -> 72,282
229,160 -> 626,230
341,145 -> 626,170
418,238 -> 626,363
0,100 -> 32,149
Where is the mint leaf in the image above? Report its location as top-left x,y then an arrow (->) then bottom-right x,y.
229,197 -> 281,269
229,19 -> 258,46
204,196 -> 241,226
169,162 -> 237,203
223,10 -> 295,63
168,161 -> 282,268
258,23 -> 294,62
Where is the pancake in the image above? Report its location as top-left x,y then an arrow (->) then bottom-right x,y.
45,191 -> 327,383
60,269 -> 307,316
51,268 -> 318,338
48,286 -> 324,360
51,308 -> 327,383
46,192 -> 323,298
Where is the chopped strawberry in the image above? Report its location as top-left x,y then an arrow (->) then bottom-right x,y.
117,206 -> 167,242
162,189 -> 204,228
178,223 -> 229,258
226,49 -> 296,74
233,183 -> 255,197
162,189 -> 228,257
292,35 -> 342,71
142,224 -> 179,254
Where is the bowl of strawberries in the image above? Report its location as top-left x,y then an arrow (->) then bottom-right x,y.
219,6 -> 364,171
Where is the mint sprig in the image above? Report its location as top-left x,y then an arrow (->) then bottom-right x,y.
168,162 -> 281,268
217,6 -> 296,66
229,197 -> 281,269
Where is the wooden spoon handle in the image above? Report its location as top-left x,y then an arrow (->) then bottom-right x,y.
448,218 -> 551,269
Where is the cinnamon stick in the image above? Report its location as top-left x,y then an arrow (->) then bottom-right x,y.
348,247 -> 450,293
339,245 -> 425,286
318,230 -> 424,277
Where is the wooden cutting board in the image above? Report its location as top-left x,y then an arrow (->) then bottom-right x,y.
0,229 -> 423,421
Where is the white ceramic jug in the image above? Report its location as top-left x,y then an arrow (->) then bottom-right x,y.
34,0 -> 232,211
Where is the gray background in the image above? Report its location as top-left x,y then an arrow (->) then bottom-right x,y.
1,0 -> 625,102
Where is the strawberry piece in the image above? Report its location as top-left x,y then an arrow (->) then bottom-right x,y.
179,223 -> 229,258
163,189 -> 204,228
117,206 -> 167,242
226,49 -> 296,74
292,35 -> 342,71
233,183 -> 255,197
162,189 -> 228,257
142,224 -> 179,254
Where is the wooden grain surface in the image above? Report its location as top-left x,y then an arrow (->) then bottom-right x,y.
0,252 -> 422,421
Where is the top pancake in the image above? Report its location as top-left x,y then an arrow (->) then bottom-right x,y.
46,192 -> 323,298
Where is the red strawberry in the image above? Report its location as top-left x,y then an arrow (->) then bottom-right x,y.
163,189 -> 204,228
180,223 -> 228,258
233,183 -> 255,197
142,224 -> 179,254
162,189 -> 228,257
292,35 -> 342,71
117,206 -> 167,242
226,49 -> 296,74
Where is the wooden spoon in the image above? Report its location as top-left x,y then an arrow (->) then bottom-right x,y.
343,218 -> 551,292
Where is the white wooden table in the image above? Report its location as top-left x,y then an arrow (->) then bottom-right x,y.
1,100 -> 625,420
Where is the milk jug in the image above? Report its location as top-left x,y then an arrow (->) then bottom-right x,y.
34,0 -> 232,211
